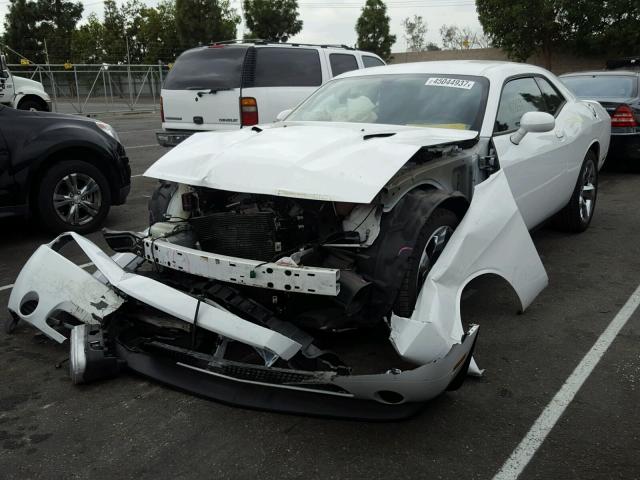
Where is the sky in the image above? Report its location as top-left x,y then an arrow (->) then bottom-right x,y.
0,0 -> 484,52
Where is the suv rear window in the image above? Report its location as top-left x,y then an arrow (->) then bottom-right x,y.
254,48 -> 322,87
330,53 -> 358,77
561,75 -> 638,99
163,46 -> 247,90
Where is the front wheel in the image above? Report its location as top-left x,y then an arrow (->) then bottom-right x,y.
554,150 -> 598,233
37,160 -> 112,233
393,208 -> 459,317
18,98 -> 46,111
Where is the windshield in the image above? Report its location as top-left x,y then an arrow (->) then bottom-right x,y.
561,75 -> 638,99
164,46 -> 248,90
287,74 -> 489,130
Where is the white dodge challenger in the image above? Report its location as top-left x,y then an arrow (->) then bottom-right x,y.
8,61 -> 610,419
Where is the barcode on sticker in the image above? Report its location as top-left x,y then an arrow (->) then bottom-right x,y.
425,77 -> 475,89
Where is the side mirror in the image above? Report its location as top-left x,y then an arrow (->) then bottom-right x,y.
276,109 -> 292,122
0,55 -> 8,79
510,111 -> 555,145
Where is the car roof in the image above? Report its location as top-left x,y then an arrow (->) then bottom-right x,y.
560,70 -> 640,77
336,60 -> 555,82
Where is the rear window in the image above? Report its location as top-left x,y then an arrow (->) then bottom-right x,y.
164,46 -> 247,90
254,48 -> 322,87
362,56 -> 384,68
561,75 -> 638,99
330,53 -> 358,77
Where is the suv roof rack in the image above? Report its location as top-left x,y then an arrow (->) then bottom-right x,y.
208,39 -> 356,50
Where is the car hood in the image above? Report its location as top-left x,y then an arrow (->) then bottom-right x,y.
145,122 -> 478,203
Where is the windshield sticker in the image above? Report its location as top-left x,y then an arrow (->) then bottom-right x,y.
425,77 -> 475,89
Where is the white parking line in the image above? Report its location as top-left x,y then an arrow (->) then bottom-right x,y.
125,144 -> 161,150
493,283 -> 640,480
0,262 -> 95,294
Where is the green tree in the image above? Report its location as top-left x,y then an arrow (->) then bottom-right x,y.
36,0 -> 83,63
101,0 -> 127,63
71,13 -> 105,63
402,15 -> 427,52
242,0 -> 302,42
356,0 -> 396,61
1,0 -> 41,62
477,0 -> 564,64
175,0 -> 240,48
137,1 -> 180,63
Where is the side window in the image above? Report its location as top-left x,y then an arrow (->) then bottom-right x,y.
495,77 -> 545,133
329,53 -> 358,77
254,48 -> 322,87
362,56 -> 385,68
535,77 -> 565,115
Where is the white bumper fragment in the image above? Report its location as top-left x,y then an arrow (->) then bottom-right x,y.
8,233 -> 302,360
390,170 -> 549,365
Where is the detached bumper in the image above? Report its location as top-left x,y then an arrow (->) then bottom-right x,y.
7,232 -> 478,420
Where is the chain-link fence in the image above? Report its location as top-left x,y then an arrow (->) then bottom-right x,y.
8,63 -> 171,115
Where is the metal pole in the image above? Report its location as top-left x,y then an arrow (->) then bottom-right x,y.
102,67 -> 108,112
73,66 -> 80,112
126,37 -> 133,110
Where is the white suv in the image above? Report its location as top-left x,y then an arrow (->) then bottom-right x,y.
156,41 -> 385,146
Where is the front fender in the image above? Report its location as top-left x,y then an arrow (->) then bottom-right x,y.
390,170 -> 548,366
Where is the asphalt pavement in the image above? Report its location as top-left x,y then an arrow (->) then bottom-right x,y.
0,113 -> 638,480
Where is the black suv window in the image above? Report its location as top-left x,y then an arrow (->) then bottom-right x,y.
164,46 -> 247,90
362,56 -> 384,68
535,77 -> 565,115
329,53 -> 358,77
495,77 -> 545,133
254,48 -> 322,87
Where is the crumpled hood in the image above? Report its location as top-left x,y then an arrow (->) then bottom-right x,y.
145,122 -> 478,203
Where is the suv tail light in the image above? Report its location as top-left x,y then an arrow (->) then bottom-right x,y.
611,104 -> 637,128
160,96 -> 165,123
240,97 -> 258,126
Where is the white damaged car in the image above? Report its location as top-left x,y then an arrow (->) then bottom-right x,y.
7,61 -> 610,419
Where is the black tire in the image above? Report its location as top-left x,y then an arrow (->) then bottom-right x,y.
554,150 -> 598,233
37,160 -> 112,234
393,208 -> 460,317
18,98 -> 46,111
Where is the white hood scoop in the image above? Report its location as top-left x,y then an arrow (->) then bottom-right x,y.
144,123 -> 478,203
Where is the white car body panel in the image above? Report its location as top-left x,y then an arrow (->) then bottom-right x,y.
390,170 -> 548,364
145,122 -> 478,203
0,73 -> 51,108
8,233 -> 302,360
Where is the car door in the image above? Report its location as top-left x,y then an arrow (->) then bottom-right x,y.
241,47 -> 324,124
492,76 -> 571,229
161,46 -> 247,132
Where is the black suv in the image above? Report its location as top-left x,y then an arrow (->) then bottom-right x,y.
0,106 -> 130,232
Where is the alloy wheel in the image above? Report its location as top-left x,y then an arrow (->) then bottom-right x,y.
53,173 -> 103,226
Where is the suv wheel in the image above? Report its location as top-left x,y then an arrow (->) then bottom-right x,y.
37,160 -> 112,233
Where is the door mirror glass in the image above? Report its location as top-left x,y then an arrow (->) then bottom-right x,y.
276,109 -> 292,121
510,111 -> 555,145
